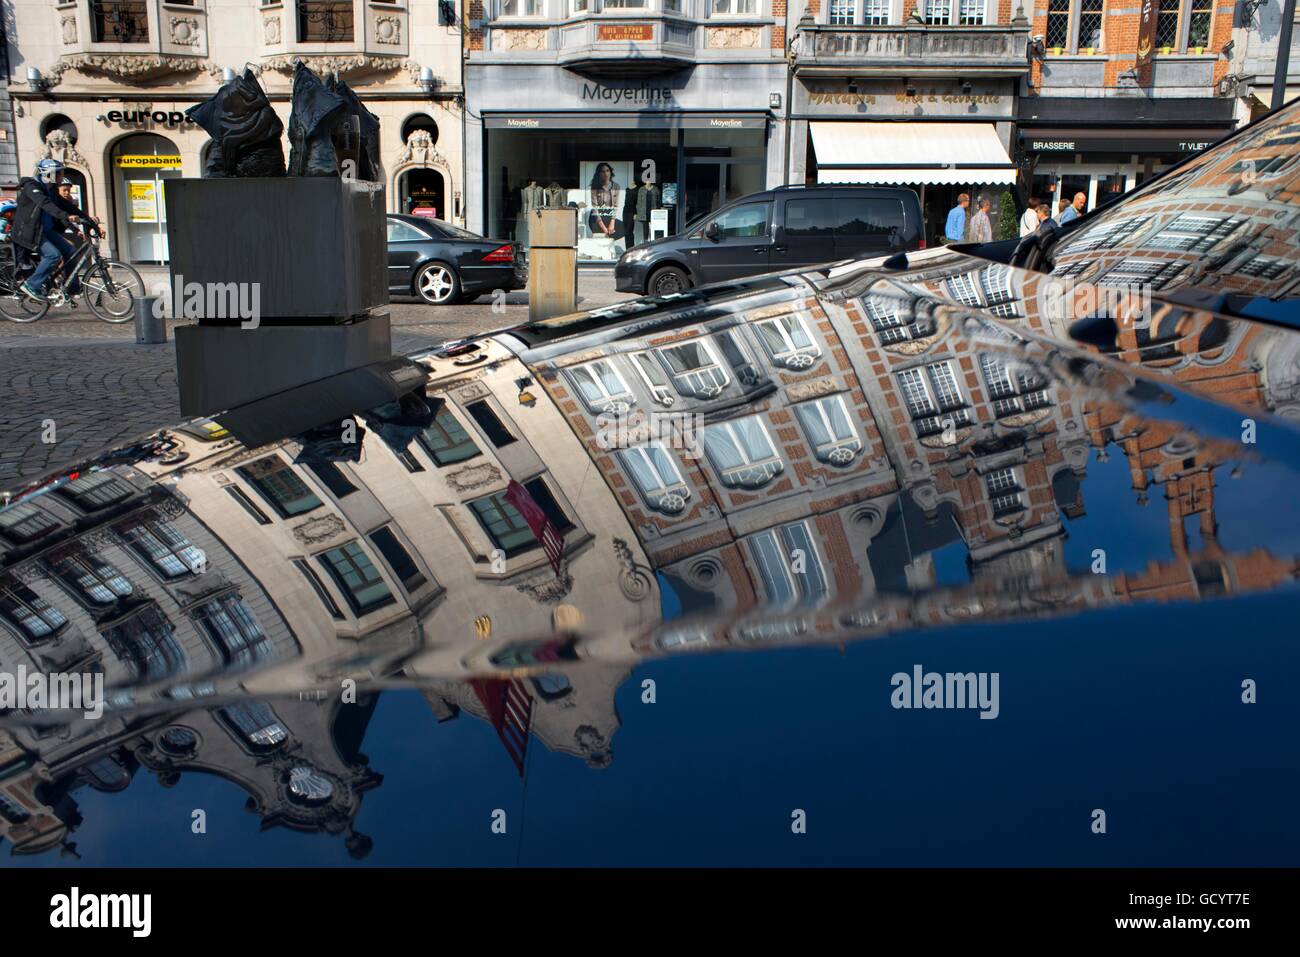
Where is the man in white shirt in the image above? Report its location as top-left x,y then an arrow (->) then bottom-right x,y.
1020,197 -> 1041,237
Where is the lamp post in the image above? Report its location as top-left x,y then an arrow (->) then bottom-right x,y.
1272,0 -> 1297,110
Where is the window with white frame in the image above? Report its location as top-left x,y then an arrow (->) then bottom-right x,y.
897,361 -> 970,437
500,0 -> 543,16
793,394 -> 862,465
864,0 -> 890,22
985,466 -> 1024,517
829,0 -> 891,22
604,0 -> 647,7
862,294 -> 935,344
753,314 -> 821,369
923,0 -> 952,24
957,0 -> 985,24
830,0 -> 855,23
748,522 -> 828,607
567,359 -> 635,414
978,264 -> 1021,318
1061,216 -> 1148,252
715,329 -> 763,387
1045,0 -> 1104,53
925,0 -> 985,25
980,354 -> 1051,418
1096,259 -> 1186,290
702,415 -> 783,488
945,271 -> 982,307
620,443 -> 691,513
570,0 -> 589,12
712,0 -> 758,13
657,338 -> 731,399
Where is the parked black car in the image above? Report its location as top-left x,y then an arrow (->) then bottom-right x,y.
386,214 -> 526,305
614,184 -> 924,296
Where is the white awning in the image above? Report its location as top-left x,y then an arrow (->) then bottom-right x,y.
811,122 -> 1018,186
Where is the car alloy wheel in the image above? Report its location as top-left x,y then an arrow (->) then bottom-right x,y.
416,262 -> 459,305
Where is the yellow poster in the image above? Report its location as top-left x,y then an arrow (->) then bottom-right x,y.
128,181 -> 157,223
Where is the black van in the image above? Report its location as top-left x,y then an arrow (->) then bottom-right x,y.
614,184 -> 923,296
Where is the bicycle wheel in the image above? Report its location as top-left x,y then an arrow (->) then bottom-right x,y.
0,257 -> 48,323
83,259 -> 146,323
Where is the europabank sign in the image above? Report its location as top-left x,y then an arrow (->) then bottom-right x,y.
1136,0 -> 1158,85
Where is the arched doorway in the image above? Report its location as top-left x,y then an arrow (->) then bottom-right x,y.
398,168 -> 446,219
110,132 -> 182,264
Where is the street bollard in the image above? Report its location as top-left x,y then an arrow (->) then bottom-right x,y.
134,296 -> 166,344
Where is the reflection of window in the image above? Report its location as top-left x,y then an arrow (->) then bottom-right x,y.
980,355 -> 1051,418
52,554 -> 133,607
568,359 -> 634,413
945,272 -> 982,307
1061,216 -> 1147,252
418,404 -> 480,465
466,401 -> 517,448
659,339 -> 731,399
1096,259 -> 1185,289
194,595 -> 272,667
293,558 -> 343,620
386,219 -> 427,242
793,395 -> 862,465
221,702 -> 288,750
470,479 -> 573,557
368,526 -> 427,591
986,467 -> 1024,517
121,522 -> 204,579
59,472 -> 133,510
103,605 -> 186,681
978,264 -> 1020,318
620,443 -> 690,513
754,315 -> 821,368
749,522 -> 827,607
702,416 -> 783,488
863,294 -> 933,344
318,542 -> 395,616
238,458 -> 323,519
1148,215 -> 1243,253
0,503 -> 60,544
225,485 -> 270,525
898,361 -> 970,437
0,581 -> 67,643
630,351 -> 675,406
0,792 -> 30,824
532,673 -> 572,701
305,461 -> 357,499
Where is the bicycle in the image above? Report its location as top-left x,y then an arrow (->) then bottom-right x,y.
0,222 -> 146,324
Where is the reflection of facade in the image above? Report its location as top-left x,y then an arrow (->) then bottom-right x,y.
4,0 -> 465,264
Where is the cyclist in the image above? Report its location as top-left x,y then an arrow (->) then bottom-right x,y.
10,158 -> 97,302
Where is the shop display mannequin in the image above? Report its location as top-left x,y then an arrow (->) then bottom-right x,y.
635,182 -> 662,246
520,179 -> 544,245
544,182 -> 565,208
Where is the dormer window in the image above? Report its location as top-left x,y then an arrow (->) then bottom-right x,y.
620,443 -> 691,513
702,416 -> 783,489
568,359 -> 636,415
658,339 -> 731,399
754,314 -> 821,370
793,394 -> 862,465
51,553 -> 134,607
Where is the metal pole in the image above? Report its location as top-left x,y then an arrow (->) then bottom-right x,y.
1272,0 -> 1297,110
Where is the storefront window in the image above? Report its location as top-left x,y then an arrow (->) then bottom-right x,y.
112,133 -> 182,266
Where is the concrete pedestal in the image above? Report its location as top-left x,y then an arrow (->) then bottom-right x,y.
175,312 -> 392,416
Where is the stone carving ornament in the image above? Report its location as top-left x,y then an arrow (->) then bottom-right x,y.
61,15 -> 77,45
170,16 -> 200,47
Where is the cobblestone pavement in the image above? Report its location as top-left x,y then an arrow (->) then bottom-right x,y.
0,270 -> 632,491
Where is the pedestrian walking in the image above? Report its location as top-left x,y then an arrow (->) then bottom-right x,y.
1058,192 -> 1086,225
969,197 -> 993,243
1020,197 -> 1041,237
943,193 -> 970,244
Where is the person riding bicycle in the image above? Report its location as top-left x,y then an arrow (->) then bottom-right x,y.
10,158 -> 97,302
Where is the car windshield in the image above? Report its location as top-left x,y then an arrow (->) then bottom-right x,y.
1046,102 -> 1300,316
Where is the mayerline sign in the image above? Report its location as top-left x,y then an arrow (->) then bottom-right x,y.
580,81 -> 678,106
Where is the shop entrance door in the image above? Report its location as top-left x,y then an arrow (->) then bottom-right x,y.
399,169 -> 446,219
111,133 -> 181,265
682,159 -> 763,235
